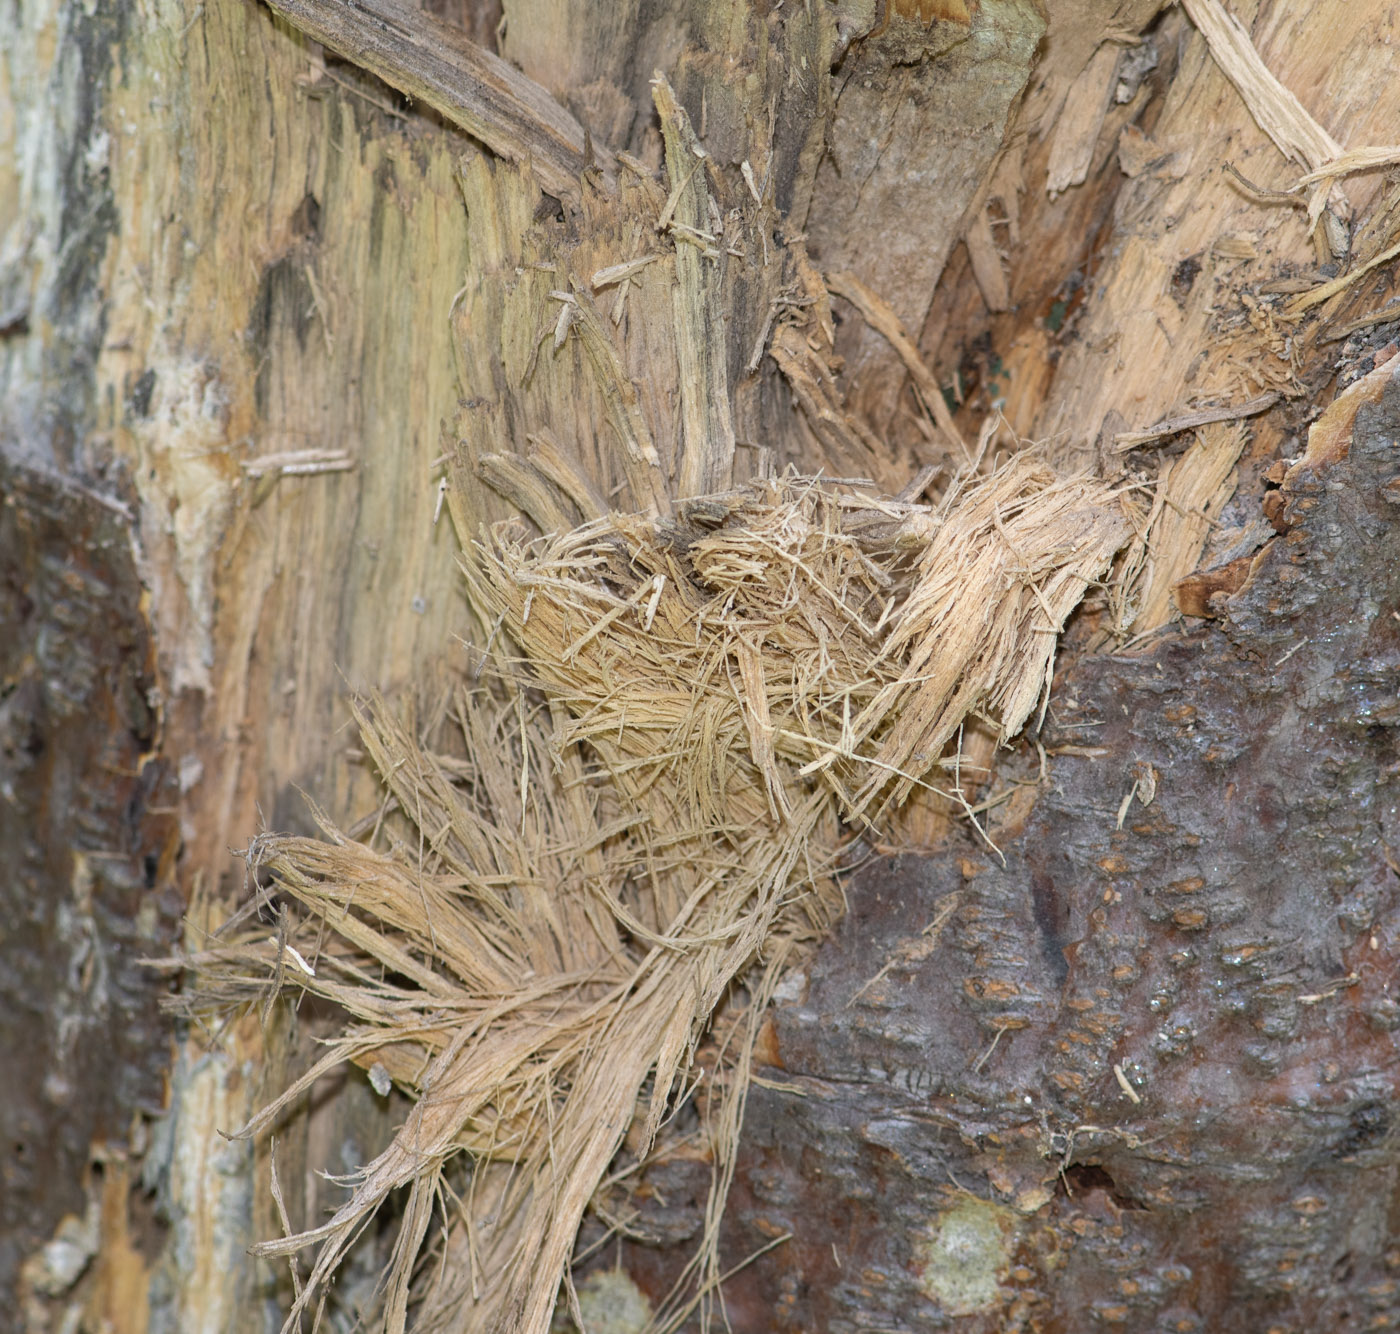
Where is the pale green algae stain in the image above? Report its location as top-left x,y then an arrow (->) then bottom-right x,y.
917,1197 -> 1017,1314
559,1269 -> 653,1334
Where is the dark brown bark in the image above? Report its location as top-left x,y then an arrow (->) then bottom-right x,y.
0,459 -> 181,1302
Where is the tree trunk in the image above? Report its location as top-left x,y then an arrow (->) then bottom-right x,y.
5,0 -> 1400,1330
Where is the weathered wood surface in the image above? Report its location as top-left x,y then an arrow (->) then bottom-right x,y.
4,0 -> 472,1324
1026,0 -> 1400,452
922,0 -> 1400,636
262,0 -> 618,200
0,460 -> 180,1318
5,0 -> 1400,1327
808,0 -> 1048,435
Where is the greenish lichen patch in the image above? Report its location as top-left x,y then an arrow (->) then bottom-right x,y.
916,1197 -> 1016,1314
557,1269 -> 653,1334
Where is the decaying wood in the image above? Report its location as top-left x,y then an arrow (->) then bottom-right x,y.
193,419 -> 1129,1332
0,461 -> 181,1320
1111,389 -> 1278,448
1122,421 -> 1247,630
263,0 -> 616,200
811,0 -> 1047,434
1169,548 -> 1254,616
5,0 -> 472,1324
652,78 -> 735,498
1179,0 -> 1347,234
915,0 -> 1400,642
826,269 -> 968,463
7,0 -> 1400,1328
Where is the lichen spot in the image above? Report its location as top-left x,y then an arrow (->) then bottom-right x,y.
565,1269 -> 653,1334
917,1197 -> 1014,1314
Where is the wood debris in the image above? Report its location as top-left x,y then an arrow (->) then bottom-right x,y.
1180,0 -> 1348,237
1115,422 -> 1248,634
190,463 -> 1129,1334
167,1 -> 1400,1329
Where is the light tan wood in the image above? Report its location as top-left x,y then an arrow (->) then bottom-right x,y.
93,2 -> 473,893
1030,0 -> 1400,631
264,0 -> 616,200
9,1 -> 475,1324
812,0 -> 1047,433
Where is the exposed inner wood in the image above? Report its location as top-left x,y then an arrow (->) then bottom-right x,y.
264,0 -> 616,199
6,0 -> 1400,1327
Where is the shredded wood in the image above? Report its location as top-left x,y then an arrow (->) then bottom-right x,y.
467,463 -> 1128,827
1179,0 -> 1348,232
1113,392 -> 1279,451
1298,144 -> 1400,186
1045,42 -> 1120,196
1112,421 -> 1247,634
187,459 -> 1127,1334
826,269 -> 968,463
1284,236 -> 1400,318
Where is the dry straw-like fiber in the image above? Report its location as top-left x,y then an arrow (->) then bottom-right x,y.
189,456 -> 1128,1334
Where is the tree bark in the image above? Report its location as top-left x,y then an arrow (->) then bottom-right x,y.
5,0 -> 1400,1329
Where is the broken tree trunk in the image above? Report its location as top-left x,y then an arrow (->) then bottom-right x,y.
4,0 -> 1400,1329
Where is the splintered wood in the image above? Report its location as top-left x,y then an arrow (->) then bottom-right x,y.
1113,422 -> 1248,634
171,0 -> 1400,1331
191,462 -> 1127,1334
469,464 -> 1127,829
